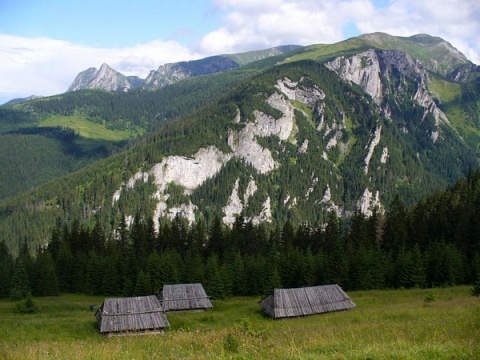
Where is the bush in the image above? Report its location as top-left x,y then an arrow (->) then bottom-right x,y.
471,273 -> 480,296
223,332 -> 239,353
14,294 -> 39,314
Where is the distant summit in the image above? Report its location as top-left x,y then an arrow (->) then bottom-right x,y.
66,46 -> 303,93
67,63 -> 143,92
3,95 -> 43,106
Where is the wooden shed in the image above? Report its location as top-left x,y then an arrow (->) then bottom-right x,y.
259,284 -> 356,319
160,283 -> 213,312
95,295 -> 170,335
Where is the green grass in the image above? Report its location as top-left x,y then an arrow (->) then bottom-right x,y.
282,39 -> 372,63
428,77 -> 462,103
40,115 -> 138,142
1,287 -> 479,359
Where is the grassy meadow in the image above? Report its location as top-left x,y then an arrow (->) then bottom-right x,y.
1,286 -> 479,359
40,115 -> 139,141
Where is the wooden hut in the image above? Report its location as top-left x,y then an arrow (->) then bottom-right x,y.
95,295 -> 170,336
259,284 -> 356,319
160,283 -> 213,312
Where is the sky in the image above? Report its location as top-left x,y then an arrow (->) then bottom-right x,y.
1,0 -> 479,104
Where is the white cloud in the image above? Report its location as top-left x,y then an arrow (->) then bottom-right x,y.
0,34 -> 201,104
200,0 -> 479,64
348,0 -> 480,64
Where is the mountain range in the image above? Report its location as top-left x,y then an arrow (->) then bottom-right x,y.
0,32 -> 479,255
67,45 -> 302,92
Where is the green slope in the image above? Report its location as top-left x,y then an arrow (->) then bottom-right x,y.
284,32 -> 470,75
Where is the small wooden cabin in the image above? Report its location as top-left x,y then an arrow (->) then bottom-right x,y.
96,295 -> 170,336
160,283 -> 213,312
259,284 -> 356,319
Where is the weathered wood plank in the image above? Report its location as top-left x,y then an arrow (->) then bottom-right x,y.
97,295 -> 169,334
162,283 -> 213,311
260,284 -> 355,319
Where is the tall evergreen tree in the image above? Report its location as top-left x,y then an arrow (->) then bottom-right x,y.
0,242 -> 14,298
207,216 -> 226,258
55,243 -> 75,292
134,270 -> 152,296
33,251 -> 59,296
204,254 -> 225,299
10,259 -> 31,300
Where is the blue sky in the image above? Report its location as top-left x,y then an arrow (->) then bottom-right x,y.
1,0 -> 223,48
1,0 -> 479,104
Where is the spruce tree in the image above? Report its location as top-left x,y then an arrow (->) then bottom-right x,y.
472,271 -> 480,296
134,271 -> 152,296
10,259 -> 31,300
33,251 -> 59,296
146,251 -> 163,292
204,254 -> 225,300
0,242 -> 14,298
55,243 -> 75,292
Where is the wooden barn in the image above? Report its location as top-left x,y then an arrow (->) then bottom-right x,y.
95,295 -> 170,336
259,284 -> 356,319
160,283 -> 213,312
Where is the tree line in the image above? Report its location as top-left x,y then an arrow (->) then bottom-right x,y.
1,170 -> 480,300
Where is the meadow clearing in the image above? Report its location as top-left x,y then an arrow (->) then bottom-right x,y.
1,286 -> 479,359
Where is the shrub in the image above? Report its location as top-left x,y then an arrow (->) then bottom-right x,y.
14,294 -> 39,314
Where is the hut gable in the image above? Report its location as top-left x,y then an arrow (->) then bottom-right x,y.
259,284 -> 356,319
161,283 -> 213,312
96,295 -> 169,335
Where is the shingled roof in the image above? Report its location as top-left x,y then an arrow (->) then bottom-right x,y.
160,283 -> 213,312
259,284 -> 356,319
95,295 -> 170,335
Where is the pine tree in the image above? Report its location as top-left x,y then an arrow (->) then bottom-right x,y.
204,254 -> 225,299
158,249 -> 182,285
102,256 -> 120,295
471,271 -> 480,296
207,216 -> 225,258
182,250 -> 204,285
55,243 -> 75,292
0,242 -> 14,298
146,251 -> 163,292
134,270 -> 152,296
10,259 -> 31,300
231,252 -> 246,296
85,251 -> 104,295
33,251 -> 59,296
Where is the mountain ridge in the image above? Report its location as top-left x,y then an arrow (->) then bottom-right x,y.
67,45 -> 303,93
0,32 -> 479,255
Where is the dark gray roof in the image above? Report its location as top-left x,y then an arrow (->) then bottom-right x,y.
259,284 -> 356,319
96,295 -> 169,334
161,283 -> 213,311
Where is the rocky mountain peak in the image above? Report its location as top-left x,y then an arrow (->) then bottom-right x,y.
67,63 -> 142,92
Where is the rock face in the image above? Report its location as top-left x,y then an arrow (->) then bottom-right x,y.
228,92 -> 296,174
326,49 -> 383,104
144,63 -> 190,89
103,36 -> 477,230
68,64 -> 143,92
112,79 -> 320,228
327,49 -> 451,142
67,46 -> 301,93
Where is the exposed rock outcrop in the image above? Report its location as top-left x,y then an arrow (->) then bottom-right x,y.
364,126 -> 382,174
357,188 -> 382,217
326,49 -> 383,104
68,64 -> 143,92
228,92 -> 296,174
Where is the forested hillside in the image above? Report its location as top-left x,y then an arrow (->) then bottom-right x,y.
0,54 -> 286,200
1,169 -> 479,300
0,33 -> 479,261
1,55 -> 479,255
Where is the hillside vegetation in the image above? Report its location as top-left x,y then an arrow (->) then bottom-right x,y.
0,32 -> 479,257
